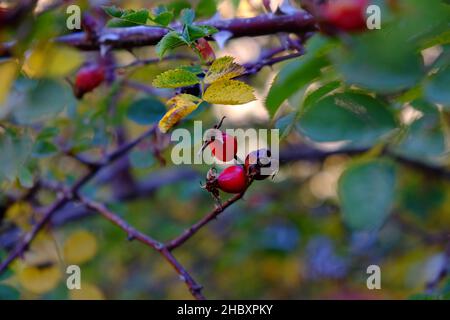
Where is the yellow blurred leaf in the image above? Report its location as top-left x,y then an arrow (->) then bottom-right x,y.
204,56 -> 246,84
5,202 -> 33,231
63,230 -> 98,265
0,59 -> 18,105
17,265 -> 61,294
152,69 -> 199,88
23,44 -> 83,78
158,94 -> 202,133
69,283 -> 105,300
203,80 -> 255,105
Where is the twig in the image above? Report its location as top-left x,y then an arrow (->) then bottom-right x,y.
77,195 -> 205,300
166,181 -> 253,251
0,125 -> 157,274
53,12 -> 316,51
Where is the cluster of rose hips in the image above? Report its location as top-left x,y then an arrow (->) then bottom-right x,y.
200,118 -> 274,205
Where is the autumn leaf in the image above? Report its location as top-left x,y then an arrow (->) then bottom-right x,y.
0,60 -> 18,105
203,80 -> 255,105
22,44 -> 83,78
158,94 -> 202,133
152,69 -> 199,88
17,265 -> 61,294
63,230 -> 98,265
204,56 -> 246,84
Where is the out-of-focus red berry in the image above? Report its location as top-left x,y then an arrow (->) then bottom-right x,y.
74,64 -> 105,99
323,0 -> 368,32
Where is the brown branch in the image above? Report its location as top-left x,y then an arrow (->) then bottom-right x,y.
166,181 -> 253,251
280,143 -> 450,181
54,11 -> 316,51
0,125 -> 157,274
77,195 -> 205,300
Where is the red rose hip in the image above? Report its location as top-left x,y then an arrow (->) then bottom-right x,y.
209,132 -> 238,162
217,165 -> 247,194
324,0 -> 368,32
74,64 -> 105,99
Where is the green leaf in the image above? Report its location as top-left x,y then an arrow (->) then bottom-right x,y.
332,31 -> 424,93
0,285 -> 20,300
393,100 -> 445,160
425,66 -> 450,107
119,9 -> 149,24
32,140 -> 58,158
103,6 -> 124,18
0,131 -> 32,182
180,65 -> 203,75
185,25 -> 218,42
180,8 -> 195,25
275,112 -> 297,140
37,127 -> 59,141
153,69 -> 199,88
107,18 -> 140,28
302,81 -> 341,109
265,36 -> 332,117
298,92 -> 397,146
12,79 -> 75,124
105,8 -> 150,27
18,166 -> 33,188
152,11 -> 174,27
166,1 -> 191,17
155,31 -> 188,58
196,0 -> 217,18
338,159 -> 396,231
127,97 -> 167,125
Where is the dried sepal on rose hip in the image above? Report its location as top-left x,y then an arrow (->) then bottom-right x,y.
202,165 -> 249,205
244,148 -> 276,180
72,63 -> 105,99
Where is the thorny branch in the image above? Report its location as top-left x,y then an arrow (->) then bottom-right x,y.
54,11 -> 316,51
0,125 -> 157,276
77,196 -> 205,300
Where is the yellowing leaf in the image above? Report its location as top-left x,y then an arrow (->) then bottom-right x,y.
0,60 -> 18,105
152,69 -> 199,88
63,230 -> 98,265
69,283 -> 105,300
204,56 -> 246,84
158,94 -> 202,133
203,80 -> 256,105
23,44 -> 83,78
18,265 -> 61,294
5,202 -> 33,231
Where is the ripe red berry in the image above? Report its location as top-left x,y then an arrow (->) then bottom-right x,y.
201,117 -> 238,162
217,165 -> 247,194
323,0 -> 368,32
245,148 -> 273,180
74,64 -> 105,99
208,132 -> 238,162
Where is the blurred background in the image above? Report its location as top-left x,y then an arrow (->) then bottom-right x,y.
0,0 -> 450,300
